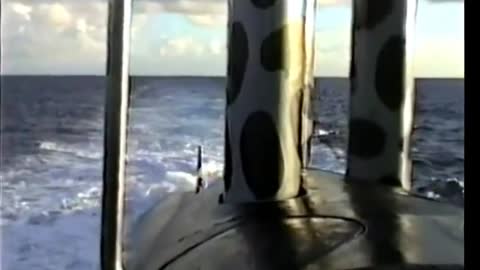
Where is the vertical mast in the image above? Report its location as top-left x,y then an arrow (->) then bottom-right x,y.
100,0 -> 132,269
223,0 -> 317,203
346,0 -> 418,190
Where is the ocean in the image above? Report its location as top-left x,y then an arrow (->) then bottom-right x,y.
0,76 -> 464,269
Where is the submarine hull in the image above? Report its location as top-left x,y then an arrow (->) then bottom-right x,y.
124,169 -> 464,270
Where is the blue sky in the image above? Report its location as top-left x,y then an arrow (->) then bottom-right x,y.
1,0 -> 464,77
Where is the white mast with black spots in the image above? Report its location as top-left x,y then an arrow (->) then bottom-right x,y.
346,0 -> 418,190
223,0 -> 317,203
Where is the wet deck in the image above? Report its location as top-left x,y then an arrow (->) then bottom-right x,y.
124,170 -> 464,270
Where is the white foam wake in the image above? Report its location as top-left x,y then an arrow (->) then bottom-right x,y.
39,141 -> 102,160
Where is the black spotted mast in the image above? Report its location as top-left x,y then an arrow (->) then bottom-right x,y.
347,0 -> 418,189
223,0 -> 316,203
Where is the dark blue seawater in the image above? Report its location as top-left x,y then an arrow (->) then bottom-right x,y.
0,76 -> 464,269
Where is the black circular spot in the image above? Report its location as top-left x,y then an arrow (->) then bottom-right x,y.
227,22 -> 248,105
378,174 -> 401,186
349,118 -> 386,158
224,119 -> 232,192
261,26 -> 286,71
251,0 -> 276,9
355,0 -> 394,29
241,111 -> 283,199
375,35 -> 405,111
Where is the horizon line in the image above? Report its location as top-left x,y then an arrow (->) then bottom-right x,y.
0,74 -> 465,80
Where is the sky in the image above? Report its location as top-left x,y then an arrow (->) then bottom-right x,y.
1,0 -> 464,77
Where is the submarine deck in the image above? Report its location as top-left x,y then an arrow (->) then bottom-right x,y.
124,169 -> 464,270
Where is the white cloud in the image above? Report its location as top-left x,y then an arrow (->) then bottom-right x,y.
167,37 -> 197,55
157,36 -> 224,56
1,0 -> 342,74
143,0 -> 350,26
186,14 -> 225,27
11,2 -> 32,20
1,1 -> 109,74
48,3 -> 73,27
1,0 -> 465,76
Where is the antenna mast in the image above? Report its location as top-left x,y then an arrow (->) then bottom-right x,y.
100,0 -> 132,269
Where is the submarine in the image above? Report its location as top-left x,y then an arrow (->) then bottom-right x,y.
100,0 -> 464,269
